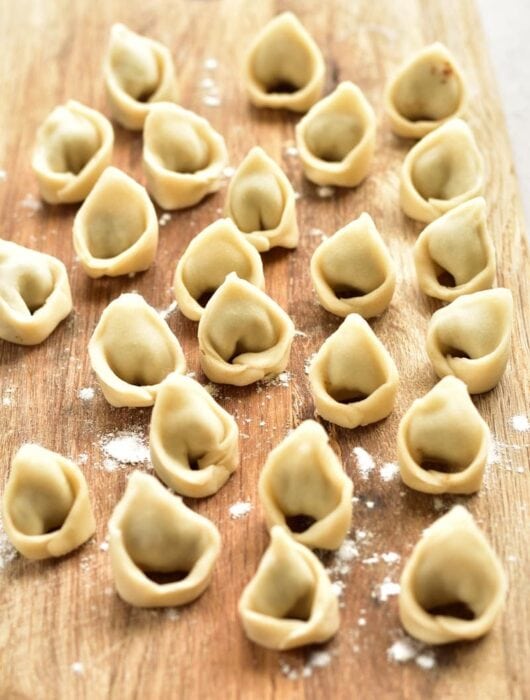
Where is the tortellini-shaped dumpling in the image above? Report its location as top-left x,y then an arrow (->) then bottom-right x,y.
104,23 -> 178,130
0,239 -> 72,345
398,377 -> 489,494
244,12 -> 325,113
384,43 -> 467,138
73,167 -> 158,278
400,119 -> 484,223
258,420 -> 352,549
310,213 -> 395,318
89,293 -> 186,407
32,100 -> 114,204
238,526 -> 339,650
225,146 -> 299,252
414,197 -> 496,301
309,314 -> 399,429
173,219 -> 265,321
150,373 -> 239,498
143,103 -> 228,210
109,471 -> 221,607
198,273 -> 294,386
426,288 -> 513,394
399,506 -> 506,644
2,444 -> 95,559
295,82 -> 376,187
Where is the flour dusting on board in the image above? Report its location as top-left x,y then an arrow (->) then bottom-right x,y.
352,447 -> 375,479
99,431 -> 150,471
229,501 -> 253,520
0,516 -> 18,570
279,649 -> 333,679
78,387 -> 95,401
387,636 -> 437,670
511,414 -> 529,432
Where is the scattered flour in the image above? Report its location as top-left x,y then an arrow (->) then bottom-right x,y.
260,371 -> 291,388
204,57 -> 218,70
78,453 -> 89,465
164,608 -> 180,621
317,186 -> 334,198
100,431 -> 150,471
381,551 -> 400,565
304,353 -> 317,375
279,650 -> 333,680
19,194 -> 43,213
200,77 -> 215,89
204,383 -> 221,398
223,166 -> 236,178
283,144 -> 299,157
229,501 -> 253,520
294,329 -> 307,338
159,212 -> 172,226
308,227 -> 328,242
158,300 -> 178,319
0,169 -> 6,181
387,636 -> 436,670
71,662 -> 84,676
380,462 -> 399,481
511,415 -> 529,432
78,387 -> 95,401
203,94 -> 221,107
352,447 -> 375,480
374,578 -> 400,602
99,540 -> 109,552
0,516 -> 18,570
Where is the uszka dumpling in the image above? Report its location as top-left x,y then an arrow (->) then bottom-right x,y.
109,471 -> 221,607
73,167 -> 158,278
309,314 -> 399,429
89,293 -> 186,407
150,373 -> 239,498
295,82 -> 376,187
244,12 -> 325,112
104,23 -> 178,130
2,444 -> 95,559
198,273 -> 294,386
0,239 -> 72,345
32,100 -> 113,204
426,288 -> 513,394
225,146 -> 299,252
259,421 -> 352,549
173,219 -> 265,321
310,213 -> 395,318
143,103 -> 228,210
399,506 -> 506,644
398,377 -> 489,494
238,526 -> 339,650
414,197 -> 496,301
385,43 -> 467,138
400,119 -> 484,223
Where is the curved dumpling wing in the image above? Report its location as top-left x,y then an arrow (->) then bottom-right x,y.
2,444 -> 95,559
108,471 -> 221,607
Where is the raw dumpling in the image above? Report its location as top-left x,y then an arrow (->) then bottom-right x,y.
198,273 -> 294,386
414,197 -> 496,301
244,12 -> 325,112
238,526 -> 339,649
89,293 -> 186,407
384,43 -> 467,138
104,23 -> 178,130
399,506 -> 506,644
309,314 -> 399,428
295,82 -> 376,187
258,420 -> 353,549
108,471 -> 221,607
400,119 -> 484,223
426,288 -> 513,394
32,100 -> 114,204
398,377 -> 489,494
173,219 -> 265,321
2,444 -> 95,559
224,146 -> 299,252
73,167 -> 158,278
0,239 -> 72,345
310,213 -> 395,318
150,373 -> 239,498
143,103 -> 228,209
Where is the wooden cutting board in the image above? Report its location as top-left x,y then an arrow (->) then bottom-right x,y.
1,1 -> 529,698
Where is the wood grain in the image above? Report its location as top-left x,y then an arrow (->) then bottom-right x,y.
1,1 -> 529,698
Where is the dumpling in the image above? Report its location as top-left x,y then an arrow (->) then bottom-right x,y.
295,81 -> 376,187
108,471 -> 221,607
426,288 -> 513,394
104,23 -> 178,130
384,43 -> 467,138
198,273 -> 294,386
89,293 -> 186,407
310,213 -> 395,318
238,526 -> 339,649
398,377 -> 489,494
414,197 -> 496,301
399,506 -> 506,644
73,167 -> 158,278
150,373 -> 239,498
258,420 -> 353,549
400,119 -> 484,223
2,444 -> 95,559
143,103 -> 228,210
0,239 -> 72,345
224,146 -> 299,252
32,100 -> 113,204
309,314 -> 399,429
244,12 -> 325,112
173,218 -> 265,321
